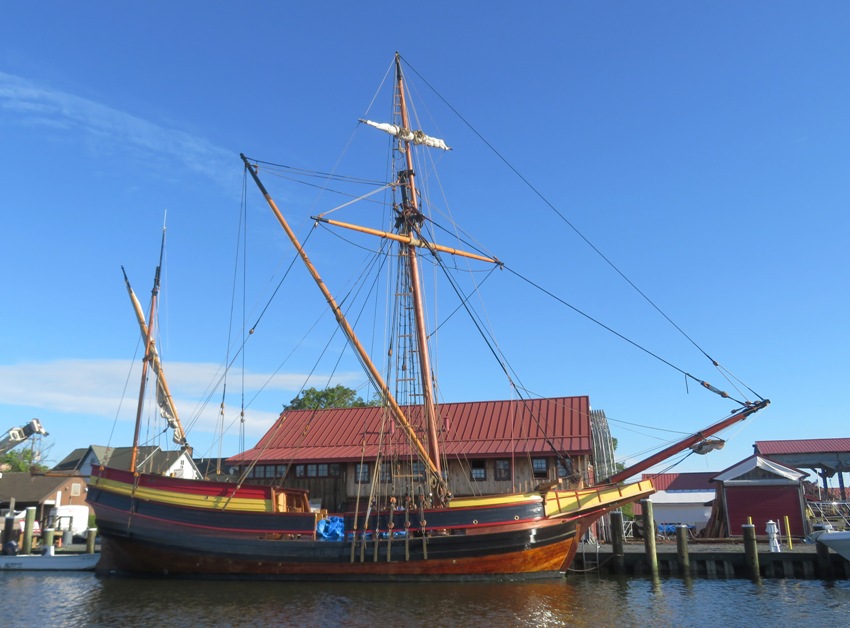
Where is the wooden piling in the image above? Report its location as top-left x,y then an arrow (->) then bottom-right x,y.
676,524 -> 690,575
742,524 -> 760,580
22,506 -> 36,554
86,528 -> 98,554
641,499 -> 658,577
43,527 -> 55,549
611,511 -> 625,575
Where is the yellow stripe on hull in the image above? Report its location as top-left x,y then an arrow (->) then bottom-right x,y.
92,477 -> 273,512
448,492 -> 543,508
543,480 -> 655,518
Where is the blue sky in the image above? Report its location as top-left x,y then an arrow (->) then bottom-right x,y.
1,3 -> 848,485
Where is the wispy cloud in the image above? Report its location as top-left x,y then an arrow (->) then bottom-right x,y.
0,71 -> 235,188
0,359 -> 364,442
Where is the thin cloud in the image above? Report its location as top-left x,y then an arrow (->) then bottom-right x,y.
0,359 -> 365,421
0,71 -> 235,188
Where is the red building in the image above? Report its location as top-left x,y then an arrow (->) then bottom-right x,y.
228,396 -> 595,511
710,455 -> 808,537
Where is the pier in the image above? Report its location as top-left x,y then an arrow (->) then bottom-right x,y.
571,538 -> 850,579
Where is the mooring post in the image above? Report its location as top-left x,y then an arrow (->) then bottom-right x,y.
611,510 -> 625,575
22,507 -> 36,554
676,524 -> 690,575
86,528 -> 98,554
641,499 -> 658,577
43,528 -> 55,550
742,524 -> 760,580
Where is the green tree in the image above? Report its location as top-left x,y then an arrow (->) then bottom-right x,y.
0,448 -> 49,473
285,385 -> 379,411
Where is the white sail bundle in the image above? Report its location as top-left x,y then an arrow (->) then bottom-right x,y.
150,348 -> 186,445
360,119 -> 451,151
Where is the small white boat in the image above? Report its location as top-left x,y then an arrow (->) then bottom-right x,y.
817,530 -> 850,562
0,551 -> 99,571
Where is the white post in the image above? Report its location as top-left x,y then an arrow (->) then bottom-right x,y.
766,520 -> 781,553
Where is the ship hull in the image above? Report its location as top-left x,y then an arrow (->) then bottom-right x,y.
95,524 -> 576,581
88,466 -> 651,580
88,467 -> 578,580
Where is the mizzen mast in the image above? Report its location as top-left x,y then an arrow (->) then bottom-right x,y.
129,225 -> 166,474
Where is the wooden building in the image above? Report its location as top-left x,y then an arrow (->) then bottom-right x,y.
228,396 -> 594,512
53,445 -> 200,479
0,472 -> 88,530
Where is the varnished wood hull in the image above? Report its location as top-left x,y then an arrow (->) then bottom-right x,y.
95,524 -> 576,581
88,467 -> 575,580
88,466 -> 650,580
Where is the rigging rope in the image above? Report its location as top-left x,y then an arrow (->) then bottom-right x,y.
399,54 -> 763,405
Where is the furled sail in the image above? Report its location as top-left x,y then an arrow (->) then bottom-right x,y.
360,119 -> 451,151
690,437 -> 725,455
122,266 -> 188,448
151,350 -> 184,445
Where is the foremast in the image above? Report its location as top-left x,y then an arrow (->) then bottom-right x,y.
241,153 -> 454,502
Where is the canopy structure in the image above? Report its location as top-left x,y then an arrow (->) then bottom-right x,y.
754,438 -> 850,500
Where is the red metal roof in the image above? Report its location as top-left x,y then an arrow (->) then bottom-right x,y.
754,438 -> 850,455
229,396 -> 591,464
641,472 -> 717,491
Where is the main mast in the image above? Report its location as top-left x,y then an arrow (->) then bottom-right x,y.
392,54 -> 443,478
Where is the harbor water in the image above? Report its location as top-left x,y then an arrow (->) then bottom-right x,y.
2,572 -> 848,627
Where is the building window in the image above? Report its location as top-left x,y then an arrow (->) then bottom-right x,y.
411,461 -> 425,481
380,462 -> 393,483
355,463 -> 370,484
470,460 -> 486,481
291,463 -> 341,479
70,483 -> 82,497
532,458 -> 548,479
557,457 -> 573,479
494,459 -> 511,481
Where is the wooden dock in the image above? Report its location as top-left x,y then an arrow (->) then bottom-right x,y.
570,539 -> 850,579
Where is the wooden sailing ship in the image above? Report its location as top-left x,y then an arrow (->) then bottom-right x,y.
87,54 -> 768,579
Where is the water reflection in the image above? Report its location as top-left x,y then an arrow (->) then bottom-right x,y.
2,572 -> 848,627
